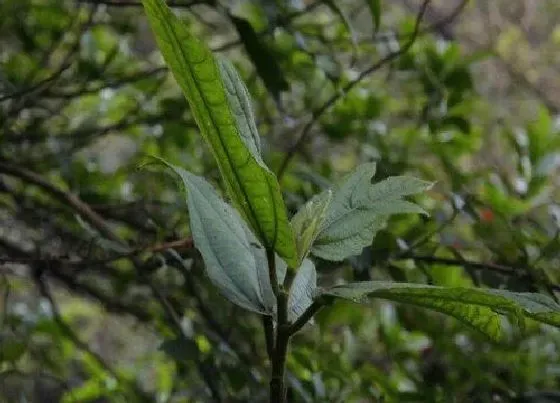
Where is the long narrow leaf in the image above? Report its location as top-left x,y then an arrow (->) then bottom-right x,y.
141,0 -> 297,267
322,282 -> 560,341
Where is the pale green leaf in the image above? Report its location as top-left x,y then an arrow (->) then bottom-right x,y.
218,59 -> 261,156
253,251 -> 288,288
313,214 -> 385,261
322,282 -> 560,341
291,189 -> 333,264
141,0 -> 297,266
312,163 -> 431,261
156,159 -> 276,314
288,259 -> 317,322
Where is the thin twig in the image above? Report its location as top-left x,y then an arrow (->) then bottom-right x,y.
0,162 -> 123,245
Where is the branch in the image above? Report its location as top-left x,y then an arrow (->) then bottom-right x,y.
288,299 -> 325,336
0,161 -> 123,245
421,0 -> 468,39
0,237 -> 193,268
277,0 -> 432,179
42,67 -> 166,100
0,237 -> 155,321
400,0 -> 468,41
0,63 -> 73,103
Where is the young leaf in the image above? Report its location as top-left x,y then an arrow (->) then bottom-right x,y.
291,189 -> 333,264
156,159 -> 276,314
312,163 -> 431,261
141,0 -> 298,267
321,282 -> 560,341
288,259 -> 317,322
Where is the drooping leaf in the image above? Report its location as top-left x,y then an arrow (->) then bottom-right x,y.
322,282 -> 560,341
288,259 -> 317,322
154,159 -> 276,314
312,163 -> 431,261
366,0 -> 382,32
141,0 -> 298,267
229,15 -> 289,102
291,189 -> 333,264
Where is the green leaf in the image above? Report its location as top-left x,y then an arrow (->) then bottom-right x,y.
219,59 -> 262,156
312,163 -> 431,261
141,0 -> 297,267
322,282 -> 560,341
291,189 -> 333,264
366,0 -> 382,32
288,259 -> 317,322
156,159 -> 276,314
229,15 -> 289,102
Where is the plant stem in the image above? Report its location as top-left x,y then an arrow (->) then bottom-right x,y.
262,315 -> 275,360
270,290 -> 289,403
266,248 -> 279,297
288,298 -> 325,336
266,247 -> 291,403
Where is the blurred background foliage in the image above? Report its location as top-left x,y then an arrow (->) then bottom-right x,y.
1,0 -> 560,401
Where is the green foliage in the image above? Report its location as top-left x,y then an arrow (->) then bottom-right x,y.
140,3 -> 560,400
142,0 -> 298,267
155,159 -> 277,314
323,282 -> 560,342
312,163 -> 431,261
3,0 -> 560,401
